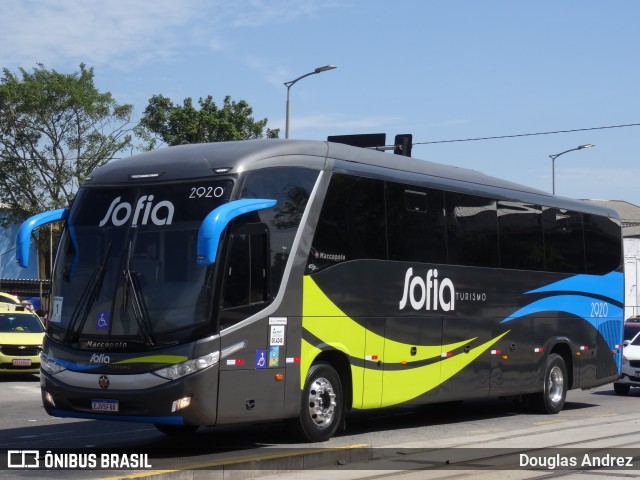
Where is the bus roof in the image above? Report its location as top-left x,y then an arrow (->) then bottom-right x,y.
85,139 -> 618,218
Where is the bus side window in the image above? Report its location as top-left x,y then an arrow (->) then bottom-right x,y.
445,192 -> 499,268
583,213 -> 622,274
307,174 -> 385,273
387,183 -> 447,264
542,208 -> 585,273
497,201 -> 544,271
219,223 -> 270,330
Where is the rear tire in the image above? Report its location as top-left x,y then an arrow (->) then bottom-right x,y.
154,423 -> 199,435
614,382 -> 631,396
528,353 -> 568,414
295,362 -> 344,442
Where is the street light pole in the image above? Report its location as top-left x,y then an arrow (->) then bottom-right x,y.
284,65 -> 336,139
549,144 -> 595,195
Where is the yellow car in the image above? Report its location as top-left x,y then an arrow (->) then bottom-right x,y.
0,310 -> 45,374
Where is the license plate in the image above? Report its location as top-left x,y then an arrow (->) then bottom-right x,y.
12,359 -> 32,367
91,399 -> 119,412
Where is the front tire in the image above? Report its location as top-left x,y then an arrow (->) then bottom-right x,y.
296,362 -> 344,442
529,353 -> 568,414
614,382 -> 631,396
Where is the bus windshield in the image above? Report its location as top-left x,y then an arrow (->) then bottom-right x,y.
50,180 -> 233,349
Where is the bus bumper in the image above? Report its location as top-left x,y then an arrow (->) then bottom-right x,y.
40,365 -> 219,426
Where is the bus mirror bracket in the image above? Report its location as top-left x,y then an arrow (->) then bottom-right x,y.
16,208 -> 70,268
197,199 -> 276,266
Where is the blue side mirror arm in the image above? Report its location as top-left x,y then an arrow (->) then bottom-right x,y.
16,209 -> 70,268
197,199 -> 276,266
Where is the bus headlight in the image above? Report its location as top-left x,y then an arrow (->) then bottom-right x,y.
153,352 -> 220,380
41,354 -> 67,375
622,355 -> 629,365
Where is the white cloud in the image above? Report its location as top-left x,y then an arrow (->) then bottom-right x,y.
0,0 -> 337,71
1,0 -> 202,69
228,0 -> 331,27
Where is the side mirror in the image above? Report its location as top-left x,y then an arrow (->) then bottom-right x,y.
197,199 -> 276,265
16,209 -> 70,268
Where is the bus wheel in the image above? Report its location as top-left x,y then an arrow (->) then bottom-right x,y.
529,353 -> 568,414
614,382 -> 630,396
154,423 -> 199,435
297,362 -> 343,442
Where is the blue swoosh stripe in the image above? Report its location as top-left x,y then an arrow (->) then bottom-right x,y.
51,409 -> 184,424
502,294 -> 623,331
56,358 -> 102,371
526,272 -> 623,303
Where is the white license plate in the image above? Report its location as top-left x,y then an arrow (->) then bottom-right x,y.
12,359 -> 32,367
91,399 -> 119,412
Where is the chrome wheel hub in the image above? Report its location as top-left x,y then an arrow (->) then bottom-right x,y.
548,365 -> 564,403
307,376 -> 336,427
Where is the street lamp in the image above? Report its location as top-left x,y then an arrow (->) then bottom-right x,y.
284,65 -> 337,139
550,144 -> 595,195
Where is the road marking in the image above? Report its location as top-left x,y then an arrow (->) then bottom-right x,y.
533,419 -> 568,425
100,443 -> 371,480
467,428 -> 503,434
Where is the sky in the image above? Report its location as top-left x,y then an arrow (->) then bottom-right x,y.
1,0 -> 639,205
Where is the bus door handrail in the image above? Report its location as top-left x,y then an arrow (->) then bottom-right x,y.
197,198 -> 276,266
16,209 -> 70,268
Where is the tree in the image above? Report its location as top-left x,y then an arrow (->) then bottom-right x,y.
0,63 -> 134,224
136,94 -> 279,149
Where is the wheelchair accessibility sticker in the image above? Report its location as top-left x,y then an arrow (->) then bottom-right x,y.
255,350 -> 267,369
96,312 -> 110,330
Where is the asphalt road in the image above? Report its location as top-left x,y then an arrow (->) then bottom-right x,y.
0,373 -> 639,479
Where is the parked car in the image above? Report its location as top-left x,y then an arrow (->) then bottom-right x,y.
614,329 -> 640,395
0,310 -> 45,374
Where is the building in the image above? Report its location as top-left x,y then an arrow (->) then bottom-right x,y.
0,211 -> 44,299
582,200 -> 640,319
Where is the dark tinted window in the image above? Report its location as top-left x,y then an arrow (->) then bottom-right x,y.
305,173 -> 621,275
219,223 -> 270,330
583,214 -> 622,274
498,202 -> 544,271
308,174 -> 386,273
623,322 -> 640,341
387,184 -> 447,264
446,192 -> 499,267
542,208 -> 585,273
242,167 -> 318,297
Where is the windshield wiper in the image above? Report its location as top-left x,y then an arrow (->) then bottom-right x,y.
122,241 -> 156,347
64,241 -> 112,344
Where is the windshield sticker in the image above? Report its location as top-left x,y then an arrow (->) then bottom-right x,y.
255,350 -> 267,369
50,297 -> 63,323
268,346 -> 280,368
96,312 -> 110,330
270,325 -> 285,346
269,317 -> 287,325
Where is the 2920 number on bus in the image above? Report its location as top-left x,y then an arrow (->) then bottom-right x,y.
590,302 -> 609,318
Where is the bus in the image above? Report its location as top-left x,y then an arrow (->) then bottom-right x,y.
17,139 -> 624,442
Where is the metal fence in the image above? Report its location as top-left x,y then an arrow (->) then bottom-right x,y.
0,278 -> 51,298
